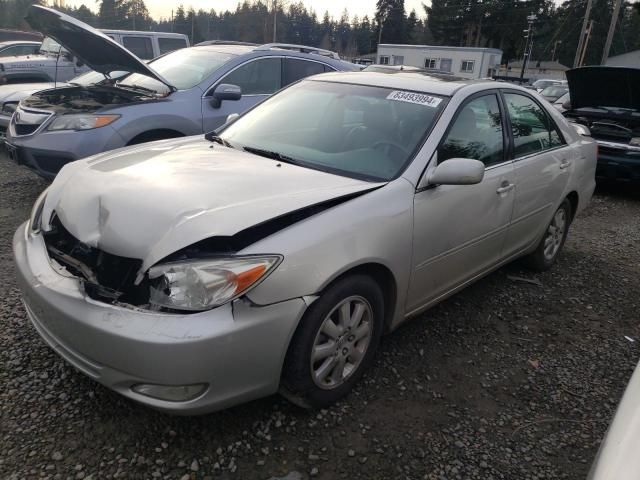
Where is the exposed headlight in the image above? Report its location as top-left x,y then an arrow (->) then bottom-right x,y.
148,256 -> 282,311
47,114 -> 120,131
29,188 -> 49,234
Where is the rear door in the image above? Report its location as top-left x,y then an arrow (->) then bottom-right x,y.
407,92 -> 515,311
201,57 -> 282,132
500,90 -> 572,256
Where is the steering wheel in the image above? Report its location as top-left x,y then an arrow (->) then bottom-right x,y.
372,140 -> 409,160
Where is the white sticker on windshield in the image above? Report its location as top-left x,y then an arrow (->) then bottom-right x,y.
386,90 -> 442,107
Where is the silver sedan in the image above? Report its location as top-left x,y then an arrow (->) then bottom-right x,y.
13,71 -> 597,414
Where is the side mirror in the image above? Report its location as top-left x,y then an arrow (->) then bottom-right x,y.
226,113 -> 240,124
427,158 -> 485,186
562,100 -> 571,110
570,122 -> 591,137
210,83 -> 242,109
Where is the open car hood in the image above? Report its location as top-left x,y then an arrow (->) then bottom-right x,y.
25,5 -> 175,91
42,137 -> 383,274
566,66 -> 640,111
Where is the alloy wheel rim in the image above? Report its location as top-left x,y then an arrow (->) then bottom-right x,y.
310,295 -> 373,390
543,209 -> 566,261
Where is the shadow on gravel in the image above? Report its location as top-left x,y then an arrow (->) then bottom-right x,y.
594,180 -> 640,202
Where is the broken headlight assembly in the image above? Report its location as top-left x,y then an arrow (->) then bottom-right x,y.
47,114 -> 120,131
29,188 -> 49,234
148,256 -> 282,311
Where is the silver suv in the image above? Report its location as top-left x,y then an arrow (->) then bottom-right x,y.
5,6 -> 359,179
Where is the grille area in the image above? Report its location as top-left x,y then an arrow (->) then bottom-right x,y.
10,106 -> 52,137
43,214 -> 148,305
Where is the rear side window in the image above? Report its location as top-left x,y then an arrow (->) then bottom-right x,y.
503,92 -> 564,158
122,36 -> 154,59
438,94 -> 505,167
282,59 -> 328,87
158,37 -> 188,55
222,58 -> 281,95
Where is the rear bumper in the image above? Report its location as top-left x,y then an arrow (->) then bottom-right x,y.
596,142 -> 640,182
12,222 -> 307,414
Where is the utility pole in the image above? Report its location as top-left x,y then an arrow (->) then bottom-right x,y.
579,20 -> 594,66
573,0 -> 593,67
191,12 -> 195,42
551,40 -> 561,62
171,10 -> 174,32
272,0 -> 277,42
519,14 -> 537,84
601,0 -> 623,64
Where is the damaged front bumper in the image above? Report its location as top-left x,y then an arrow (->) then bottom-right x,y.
12,222 -> 307,414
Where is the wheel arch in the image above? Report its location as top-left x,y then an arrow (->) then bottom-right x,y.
315,262 -> 398,333
126,128 -> 186,146
565,190 -> 579,222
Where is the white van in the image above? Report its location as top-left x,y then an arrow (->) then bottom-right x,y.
100,30 -> 190,60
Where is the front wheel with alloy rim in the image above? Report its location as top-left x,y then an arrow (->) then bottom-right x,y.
524,198 -> 572,271
281,275 -> 384,408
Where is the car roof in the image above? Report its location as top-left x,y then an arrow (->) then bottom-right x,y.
190,44 -> 356,68
0,40 -> 40,47
310,71 -> 495,96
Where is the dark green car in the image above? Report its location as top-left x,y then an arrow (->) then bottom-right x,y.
563,66 -> 640,182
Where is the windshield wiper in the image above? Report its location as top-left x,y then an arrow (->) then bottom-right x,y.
118,83 -> 158,95
204,132 -> 234,148
242,146 -> 305,167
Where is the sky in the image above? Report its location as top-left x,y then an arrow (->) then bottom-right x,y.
66,0 -> 427,21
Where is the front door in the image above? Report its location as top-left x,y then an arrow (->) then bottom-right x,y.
202,57 -> 282,133
407,93 -> 515,312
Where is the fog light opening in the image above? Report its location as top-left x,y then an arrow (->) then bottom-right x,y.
131,383 -> 208,402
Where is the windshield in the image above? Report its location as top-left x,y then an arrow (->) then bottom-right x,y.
555,92 -> 570,104
70,70 -> 128,85
541,86 -> 568,98
118,48 -> 234,93
220,80 -> 446,181
39,36 -> 64,55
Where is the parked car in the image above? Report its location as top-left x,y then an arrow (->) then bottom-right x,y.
13,69 -> 597,414
0,13 -> 188,85
540,85 -> 568,102
563,66 -> 640,182
5,5 -> 359,180
0,69 -> 128,140
0,40 -> 41,58
532,78 -> 563,92
587,361 -> 640,480
552,92 -> 570,112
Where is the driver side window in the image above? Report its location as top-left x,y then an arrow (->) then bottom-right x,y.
438,94 -> 504,167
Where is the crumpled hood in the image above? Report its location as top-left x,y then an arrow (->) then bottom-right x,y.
566,66 -> 640,111
42,137 -> 382,273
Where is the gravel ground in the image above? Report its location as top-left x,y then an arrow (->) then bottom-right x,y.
1,151 -> 639,480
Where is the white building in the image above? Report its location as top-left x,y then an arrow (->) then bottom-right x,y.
376,44 -> 503,80
605,50 -> 640,68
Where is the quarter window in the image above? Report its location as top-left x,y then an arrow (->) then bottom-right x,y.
503,92 -> 565,158
122,36 -> 154,59
379,55 -> 389,65
424,58 -> 436,69
158,37 -> 188,55
222,58 -> 282,95
460,60 -> 475,73
282,59 -> 328,87
438,94 -> 504,167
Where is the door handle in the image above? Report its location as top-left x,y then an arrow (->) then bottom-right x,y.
559,160 -> 572,170
496,183 -> 515,194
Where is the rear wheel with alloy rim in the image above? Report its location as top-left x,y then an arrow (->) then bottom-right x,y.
281,275 -> 384,408
524,199 -> 572,271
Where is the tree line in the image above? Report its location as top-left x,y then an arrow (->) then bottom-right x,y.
1,0 -> 639,66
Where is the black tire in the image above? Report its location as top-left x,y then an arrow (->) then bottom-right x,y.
281,275 -> 384,409
523,199 -> 572,271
